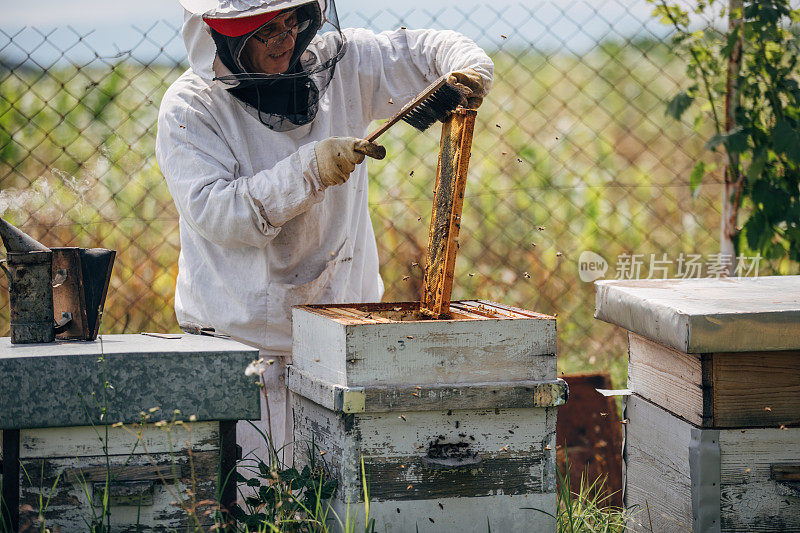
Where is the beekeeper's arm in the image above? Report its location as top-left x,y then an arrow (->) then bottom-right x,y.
156,101 -> 380,248
349,28 -> 494,122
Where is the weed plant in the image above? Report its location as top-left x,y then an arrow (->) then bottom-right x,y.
527,451 -> 634,533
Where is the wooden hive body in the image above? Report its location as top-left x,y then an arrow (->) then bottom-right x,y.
627,332 -> 800,429
595,276 -> 800,532
625,395 -> 800,533
16,422 -> 223,530
0,334 -> 259,530
289,301 -> 566,532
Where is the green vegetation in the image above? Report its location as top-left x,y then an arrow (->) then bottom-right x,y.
653,0 -> 800,263
527,452 -> 633,533
1,37 -> 794,389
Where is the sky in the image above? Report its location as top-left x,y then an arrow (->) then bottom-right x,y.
7,0 -> 627,26
3,1 -> 669,64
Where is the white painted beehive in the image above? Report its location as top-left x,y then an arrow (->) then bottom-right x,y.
289,300 -> 566,532
595,276 -> 800,532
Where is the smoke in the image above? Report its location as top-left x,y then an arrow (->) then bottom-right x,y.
0,177 -> 52,218
51,168 -> 93,204
0,151 -> 110,220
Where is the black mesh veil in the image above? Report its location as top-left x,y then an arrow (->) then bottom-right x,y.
211,0 -> 346,131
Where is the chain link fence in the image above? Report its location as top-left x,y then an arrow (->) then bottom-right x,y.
1,1 -> 739,384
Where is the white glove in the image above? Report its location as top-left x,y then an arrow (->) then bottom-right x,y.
314,137 -> 386,188
447,68 -> 487,109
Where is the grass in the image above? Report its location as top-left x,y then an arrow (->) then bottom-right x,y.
550,454 -> 632,533
520,449 -> 633,533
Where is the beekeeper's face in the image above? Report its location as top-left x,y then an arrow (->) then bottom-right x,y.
243,9 -> 305,74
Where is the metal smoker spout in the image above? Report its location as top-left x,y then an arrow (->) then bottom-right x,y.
0,217 -> 50,253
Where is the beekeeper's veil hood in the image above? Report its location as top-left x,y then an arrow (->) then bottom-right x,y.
180,0 -> 346,131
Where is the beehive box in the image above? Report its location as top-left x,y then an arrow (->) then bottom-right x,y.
16,422 -> 223,529
288,300 -> 566,532
595,276 -> 800,532
0,334 -> 260,531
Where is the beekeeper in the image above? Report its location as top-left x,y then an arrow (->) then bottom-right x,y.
156,0 -> 493,459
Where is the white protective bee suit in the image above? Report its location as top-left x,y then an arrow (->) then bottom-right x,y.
156,0 -> 493,460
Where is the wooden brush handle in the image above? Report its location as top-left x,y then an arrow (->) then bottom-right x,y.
365,77 -> 448,142
353,142 -> 386,160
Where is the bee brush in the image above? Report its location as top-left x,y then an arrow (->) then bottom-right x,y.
354,76 -> 465,158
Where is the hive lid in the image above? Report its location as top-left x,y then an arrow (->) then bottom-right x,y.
594,276 -> 800,353
0,334 -> 261,429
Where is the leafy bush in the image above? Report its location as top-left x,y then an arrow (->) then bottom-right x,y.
653,0 -> 800,262
231,438 -> 339,532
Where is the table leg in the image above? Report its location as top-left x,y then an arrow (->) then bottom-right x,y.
1,429 -> 20,532
219,421 -> 238,519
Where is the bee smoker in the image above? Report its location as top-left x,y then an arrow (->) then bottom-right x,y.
0,218 -> 115,344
